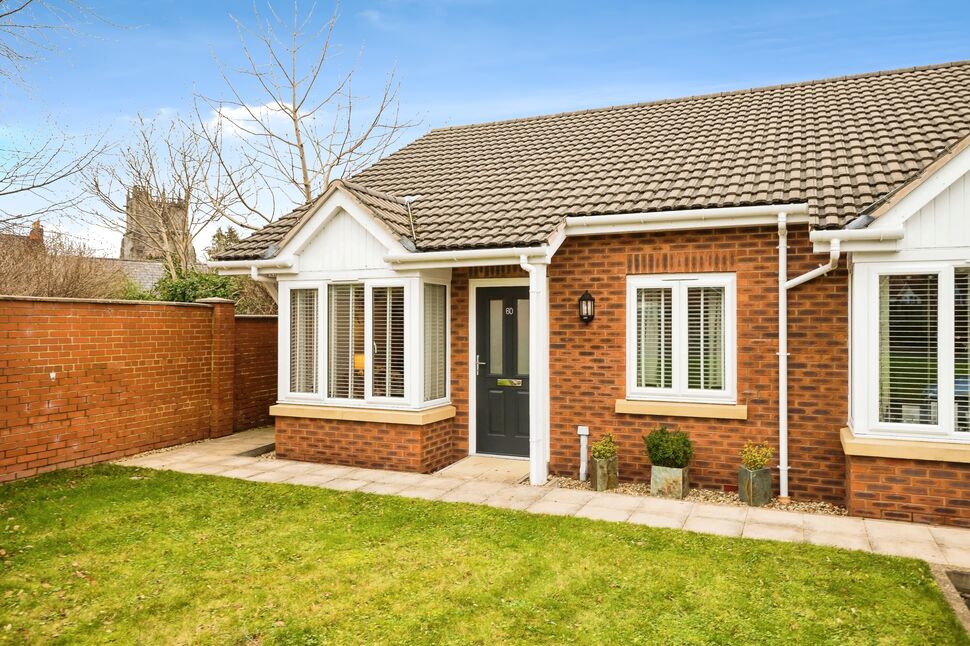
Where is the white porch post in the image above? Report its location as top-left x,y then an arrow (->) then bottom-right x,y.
522,257 -> 550,485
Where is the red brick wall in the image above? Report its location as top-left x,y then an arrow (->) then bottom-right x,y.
275,416 -> 455,473
445,229 -> 848,503
544,227 -> 848,503
0,297 -> 278,483
233,316 -> 278,432
846,455 -> 970,526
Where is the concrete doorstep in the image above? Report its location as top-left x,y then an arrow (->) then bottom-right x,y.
115,429 -> 970,570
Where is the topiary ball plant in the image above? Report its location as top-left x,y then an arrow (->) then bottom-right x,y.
644,426 -> 693,469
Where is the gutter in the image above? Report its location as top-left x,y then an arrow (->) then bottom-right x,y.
384,245 -> 551,269
565,203 -> 811,235
207,257 -> 296,271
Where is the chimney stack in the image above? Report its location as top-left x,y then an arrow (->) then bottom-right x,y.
28,220 -> 44,246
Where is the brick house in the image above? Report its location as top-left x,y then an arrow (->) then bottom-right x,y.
212,61 -> 970,526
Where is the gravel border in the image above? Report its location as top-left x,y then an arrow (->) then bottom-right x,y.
116,439 -> 210,461
546,476 -> 847,516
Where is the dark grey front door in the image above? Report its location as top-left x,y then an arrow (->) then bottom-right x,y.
476,286 -> 530,457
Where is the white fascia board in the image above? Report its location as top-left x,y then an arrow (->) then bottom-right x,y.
810,227 -> 906,253
386,204 -> 810,269
563,203 -> 810,236
385,245 -> 550,269
209,257 -> 299,276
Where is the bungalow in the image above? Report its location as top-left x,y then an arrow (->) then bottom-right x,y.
211,61 -> 970,526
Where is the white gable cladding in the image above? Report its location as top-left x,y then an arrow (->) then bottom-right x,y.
901,168 -> 970,252
299,209 -> 390,272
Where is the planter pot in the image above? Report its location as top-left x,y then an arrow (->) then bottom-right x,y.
739,467 -> 772,506
590,456 -> 618,491
650,465 -> 688,499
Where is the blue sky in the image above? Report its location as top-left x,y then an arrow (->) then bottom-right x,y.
4,0 -> 970,251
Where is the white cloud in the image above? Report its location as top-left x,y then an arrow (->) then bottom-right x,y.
208,102 -> 296,139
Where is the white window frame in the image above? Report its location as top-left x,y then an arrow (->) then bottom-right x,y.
854,261 -> 958,439
279,276 -> 448,411
626,272 -> 737,404
420,279 -> 451,407
279,280 -> 326,403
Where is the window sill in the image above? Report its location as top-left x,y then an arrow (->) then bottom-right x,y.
270,403 -> 456,426
615,399 -> 747,420
841,427 -> 970,464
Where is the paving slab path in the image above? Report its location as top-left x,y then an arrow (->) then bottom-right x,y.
116,428 -> 970,569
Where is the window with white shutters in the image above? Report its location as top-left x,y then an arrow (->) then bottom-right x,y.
635,287 -> 673,389
289,288 -> 318,393
628,274 -> 735,403
372,286 -> 405,398
878,274 -> 939,425
687,286 -> 725,391
424,283 -> 447,401
328,283 -> 365,399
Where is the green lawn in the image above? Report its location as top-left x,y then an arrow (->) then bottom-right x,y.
0,466 -> 966,645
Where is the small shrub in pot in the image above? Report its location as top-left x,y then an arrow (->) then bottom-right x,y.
589,432 -> 618,491
739,441 -> 773,506
644,426 -> 693,499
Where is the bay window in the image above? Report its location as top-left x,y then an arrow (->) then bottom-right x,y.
856,262 -> 969,439
627,273 -> 736,403
282,277 -> 449,408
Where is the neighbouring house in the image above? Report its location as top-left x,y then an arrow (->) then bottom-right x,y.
0,221 -> 165,291
211,61 -> 970,526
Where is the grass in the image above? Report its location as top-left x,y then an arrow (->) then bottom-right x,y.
0,466 -> 967,645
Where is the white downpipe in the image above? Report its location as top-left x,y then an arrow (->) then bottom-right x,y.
786,240 -> 841,290
778,214 -> 843,501
520,254 -> 549,485
777,214 -> 791,502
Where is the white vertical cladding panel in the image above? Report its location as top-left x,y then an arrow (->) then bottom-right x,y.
299,209 -> 391,271
901,170 -> 970,251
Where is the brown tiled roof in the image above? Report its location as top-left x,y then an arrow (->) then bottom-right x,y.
214,61 -> 970,260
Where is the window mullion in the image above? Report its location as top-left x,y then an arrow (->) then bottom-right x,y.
941,267 -> 956,435
319,282 -> 328,402
673,284 -> 687,394
364,283 -> 374,401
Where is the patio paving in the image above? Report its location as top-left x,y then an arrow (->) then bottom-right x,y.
116,428 -> 970,568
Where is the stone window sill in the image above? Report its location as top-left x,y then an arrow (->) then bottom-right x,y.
841,427 -> 970,464
614,399 -> 748,420
270,403 -> 456,426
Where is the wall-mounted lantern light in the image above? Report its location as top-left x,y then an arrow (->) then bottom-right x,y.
578,290 -> 595,323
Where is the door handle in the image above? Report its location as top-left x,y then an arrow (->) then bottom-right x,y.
476,354 -> 486,375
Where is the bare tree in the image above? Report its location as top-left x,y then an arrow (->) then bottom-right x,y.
0,0 -> 107,231
0,126 -> 105,230
0,225 -> 128,298
84,115 -> 240,277
197,1 -> 412,231
0,0 -> 91,83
